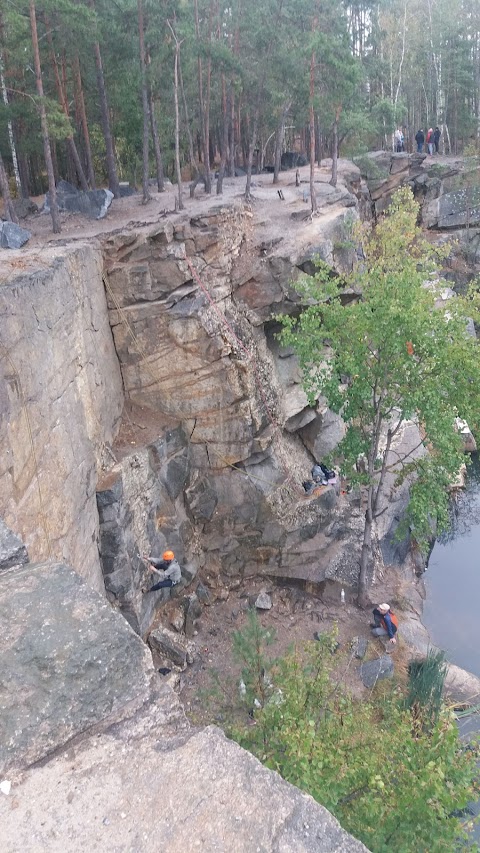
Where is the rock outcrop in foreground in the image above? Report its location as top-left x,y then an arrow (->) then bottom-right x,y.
0,560 -> 367,853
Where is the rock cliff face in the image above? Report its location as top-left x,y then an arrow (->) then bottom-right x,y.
0,246 -> 123,593
3,156 -> 476,630
97,198 -> 365,630
1,177 -> 365,631
357,151 -> 480,267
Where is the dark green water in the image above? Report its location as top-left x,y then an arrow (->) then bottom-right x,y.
423,455 -> 480,678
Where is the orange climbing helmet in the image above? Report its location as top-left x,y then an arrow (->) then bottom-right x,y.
163,550 -> 175,561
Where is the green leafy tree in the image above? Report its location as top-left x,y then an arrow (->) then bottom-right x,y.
232,636 -> 479,852
280,187 -> 480,606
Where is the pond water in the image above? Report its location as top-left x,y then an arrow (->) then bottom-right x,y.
423,454 -> 480,678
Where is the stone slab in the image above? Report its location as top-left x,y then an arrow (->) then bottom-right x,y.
148,624 -> 196,668
0,705 -> 368,853
0,562 -> 154,775
359,656 -> 394,688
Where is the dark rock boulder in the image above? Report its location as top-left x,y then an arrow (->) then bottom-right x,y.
0,220 -> 31,248
45,180 -> 114,220
12,198 -> 39,219
281,151 -> 308,170
359,655 -> 394,688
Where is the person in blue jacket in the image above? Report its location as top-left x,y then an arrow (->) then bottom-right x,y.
370,603 -> 398,645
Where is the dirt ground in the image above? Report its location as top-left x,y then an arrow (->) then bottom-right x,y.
0,159 -> 359,286
153,570 -> 415,727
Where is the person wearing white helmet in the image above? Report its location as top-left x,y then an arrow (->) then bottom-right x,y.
370,603 -> 398,645
142,549 -> 182,592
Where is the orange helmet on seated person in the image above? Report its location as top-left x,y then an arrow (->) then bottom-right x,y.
163,550 -> 175,561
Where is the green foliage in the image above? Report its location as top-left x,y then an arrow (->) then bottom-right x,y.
232,608 -> 277,709
353,154 -> 389,181
406,650 -> 447,733
279,187 -> 480,551
227,630 -> 479,852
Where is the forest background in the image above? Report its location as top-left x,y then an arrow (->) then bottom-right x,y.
1,0 -> 480,222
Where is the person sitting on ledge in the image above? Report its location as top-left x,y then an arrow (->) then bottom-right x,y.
370,603 -> 398,645
142,549 -> 182,592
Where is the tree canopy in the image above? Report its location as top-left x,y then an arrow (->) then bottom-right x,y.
280,187 -> 480,603
1,0 -> 480,213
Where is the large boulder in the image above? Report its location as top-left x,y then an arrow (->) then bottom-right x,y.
148,624 -> 196,668
281,151 -> 308,169
45,180 -> 114,220
2,706 -> 369,853
0,561 -> 154,775
0,220 -> 31,248
359,655 -> 394,688
423,186 -> 480,229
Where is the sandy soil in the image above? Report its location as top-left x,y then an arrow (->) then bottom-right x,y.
0,159 -> 359,285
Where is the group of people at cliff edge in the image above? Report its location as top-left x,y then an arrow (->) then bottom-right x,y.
394,127 -> 441,154
415,127 -> 441,154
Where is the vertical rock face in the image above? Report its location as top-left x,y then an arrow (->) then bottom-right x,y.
0,246 -> 123,593
97,204 -> 365,605
0,518 -> 28,571
96,425 -> 195,636
1,193 -> 366,616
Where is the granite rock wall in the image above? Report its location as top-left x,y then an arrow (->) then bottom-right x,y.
0,246 -> 123,593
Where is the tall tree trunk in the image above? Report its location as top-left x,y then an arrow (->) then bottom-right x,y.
194,0 -> 211,193
245,110 -> 258,200
330,105 -> 341,187
358,489 -> 373,609
273,100 -> 291,184
0,150 -> 18,223
29,0 -> 60,233
228,86 -> 235,176
0,61 -> 22,195
147,85 -> 165,192
204,0 -> 214,184
90,0 -> 120,197
216,74 -> 228,194
167,21 -> 184,211
137,0 -> 151,203
309,48 -> 317,214
178,47 -> 197,178
72,54 -> 95,188
45,18 -> 89,191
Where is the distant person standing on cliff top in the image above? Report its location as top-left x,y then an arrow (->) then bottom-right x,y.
370,603 -> 398,645
433,127 -> 441,154
426,128 -> 434,155
415,129 -> 425,153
